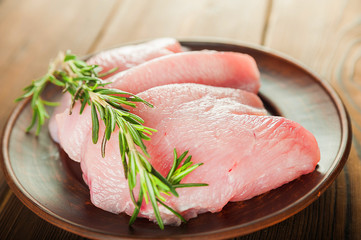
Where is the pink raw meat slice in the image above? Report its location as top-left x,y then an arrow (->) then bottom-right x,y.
50,94 -> 92,162
49,38 -> 181,149
106,51 -> 260,94
80,84 -> 319,225
49,50 -> 261,161
52,82 -> 265,162
86,38 -> 182,78
48,93 -> 71,142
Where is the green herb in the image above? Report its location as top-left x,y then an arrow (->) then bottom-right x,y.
16,51 -> 207,229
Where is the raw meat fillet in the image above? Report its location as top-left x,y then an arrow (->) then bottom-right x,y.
106,51 -> 260,94
48,93 -> 70,142
49,38 -> 181,147
49,50 -> 261,161
49,93 -> 92,162
50,82 -> 265,162
86,38 -> 182,78
79,84 -> 320,225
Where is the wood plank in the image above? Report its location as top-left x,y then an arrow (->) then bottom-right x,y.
261,0 -> 361,239
0,194 -> 84,239
0,0 -> 117,129
90,0 -> 269,51
0,0 -> 116,239
0,0 -> 117,183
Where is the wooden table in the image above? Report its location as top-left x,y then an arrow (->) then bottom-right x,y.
1,0 -> 360,239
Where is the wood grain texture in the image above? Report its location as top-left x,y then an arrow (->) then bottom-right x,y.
0,0 -> 115,239
262,0 -> 361,239
0,0 -> 359,239
0,0 -> 117,133
90,0 -> 269,51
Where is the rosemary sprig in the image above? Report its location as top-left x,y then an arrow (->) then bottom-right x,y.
16,51 -> 207,229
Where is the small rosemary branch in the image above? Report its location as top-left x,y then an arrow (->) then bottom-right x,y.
16,51 -> 207,229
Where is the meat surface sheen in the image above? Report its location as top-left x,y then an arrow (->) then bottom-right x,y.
79,84 -> 320,225
86,38 -> 182,78
106,51 -> 260,94
49,50 -> 261,161
49,38 -> 181,150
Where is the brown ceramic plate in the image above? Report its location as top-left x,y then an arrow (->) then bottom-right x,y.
1,40 -> 352,239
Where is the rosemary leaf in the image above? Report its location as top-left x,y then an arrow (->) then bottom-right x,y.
143,172 -> 164,229
157,199 -> 186,223
118,131 -> 128,179
98,67 -> 118,78
129,152 -> 137,190
173,183 -> 209,188
91,103 -> 99,144
129,188 -> 143,226
26,108 -> 38,133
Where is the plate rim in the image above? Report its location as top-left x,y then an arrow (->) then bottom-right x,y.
0,38 -> 353,239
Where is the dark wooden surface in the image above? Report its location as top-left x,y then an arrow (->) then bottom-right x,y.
1,0 -> 360,239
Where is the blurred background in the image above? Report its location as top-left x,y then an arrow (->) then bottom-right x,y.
1,0 -> 361,239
